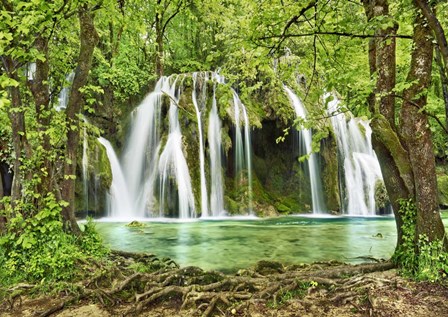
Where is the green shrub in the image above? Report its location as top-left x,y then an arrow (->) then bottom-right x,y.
393,199 -> 448,282
0,194 -> 108,286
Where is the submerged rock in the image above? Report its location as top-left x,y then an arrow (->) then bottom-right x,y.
126,221 -> 146,228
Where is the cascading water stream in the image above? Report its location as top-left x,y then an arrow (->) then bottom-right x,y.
93,145 -> 101,214
101,71 -> 252,219
231,90 -> 253,215
82,118 -> 89,214
158,78 -> 196,219
208,72 -> 226,216
327,95 -> 385,215
192,72 -> 209,217
120,77 -> 168,217
241,105 -> 253,213
284,86 -> 326,213
56,72 -> 75,111
98,137 -> 133,218
100,75 -> 209,219
233,92 -> 244,175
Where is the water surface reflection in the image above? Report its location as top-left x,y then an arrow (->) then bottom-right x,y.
93,216 -> 397,272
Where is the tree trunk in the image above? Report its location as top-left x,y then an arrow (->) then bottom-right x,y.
61,5 -> 99,235
399,12 -> 446,245
3,57 -> 32,203
370,116 -> 413,246
28,35 -> 54,199
414,0 -> 448,72
362,0 -> 411,247
434,47 -> 448,130
414,0 -> 448,130
361,0 -> 398,127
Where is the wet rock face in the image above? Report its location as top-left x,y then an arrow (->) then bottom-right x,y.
250,120 -> 311,214
75,138 -> 112,218
320,133 -> 341,213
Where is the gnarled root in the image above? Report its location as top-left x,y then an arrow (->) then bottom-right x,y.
5,254 -> 396,317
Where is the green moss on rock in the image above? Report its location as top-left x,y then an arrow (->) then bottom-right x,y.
320,130 -> 341,212
374,180 -> 389,209
276,203 -> 291,213
126,221 -> 147,228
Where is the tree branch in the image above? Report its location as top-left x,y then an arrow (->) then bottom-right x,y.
393,93 -> 448,135
414,0 -> 448,72
260,31 -> 412,41
162,0 -> 185,35
270,1 -> 317,53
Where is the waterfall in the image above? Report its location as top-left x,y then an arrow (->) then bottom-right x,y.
232,90 -> 253,215
82,118 -> 89,214
208,74 -> 225,216
328,96 -> 385,215
98,137 -> 133,218
100,71 -> 252,219
158,79 -> 196,219
242,105 -> 253,213
120,78 -> 167,217
192,72 -> 209,216
284,87 -> 326,213
93,145 -> 101,215
233,92 -> 244,175
114,76 -> 196,218
26,62 -> 36,81
56,72 -> 75,111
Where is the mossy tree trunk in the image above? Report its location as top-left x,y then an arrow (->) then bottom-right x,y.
362,0 -> 446,250
362,0 -> 410,247
414,0 -> 448,72
3,56 -> 33,203
61,5 -> 99,235
155,3 -> 164,78
28,35 -> 54,203
414,0 -> 448,129
399,12 -> 446,245
434,47 -> 448,130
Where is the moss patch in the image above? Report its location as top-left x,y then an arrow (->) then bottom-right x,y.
126,221 -> 147,228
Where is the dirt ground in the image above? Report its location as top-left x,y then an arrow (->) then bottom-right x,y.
2,259 -> 448,317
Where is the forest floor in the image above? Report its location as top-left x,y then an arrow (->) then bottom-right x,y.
2,251 -> 448,317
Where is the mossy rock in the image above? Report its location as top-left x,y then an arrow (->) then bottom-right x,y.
224,195 -> 239,214
255,204 -> 279,217
320,131 -> 340,212
126,221 -> 147,228
276,203 -> 291,213
75,137 -> 113,216
374,180 -> 389,209
254,260 -> 285,275
281,196 -> 303,213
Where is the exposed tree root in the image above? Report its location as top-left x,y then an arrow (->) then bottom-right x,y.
1,252 -> 399,317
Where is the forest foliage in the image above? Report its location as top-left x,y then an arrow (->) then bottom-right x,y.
0,0 -> 448,285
